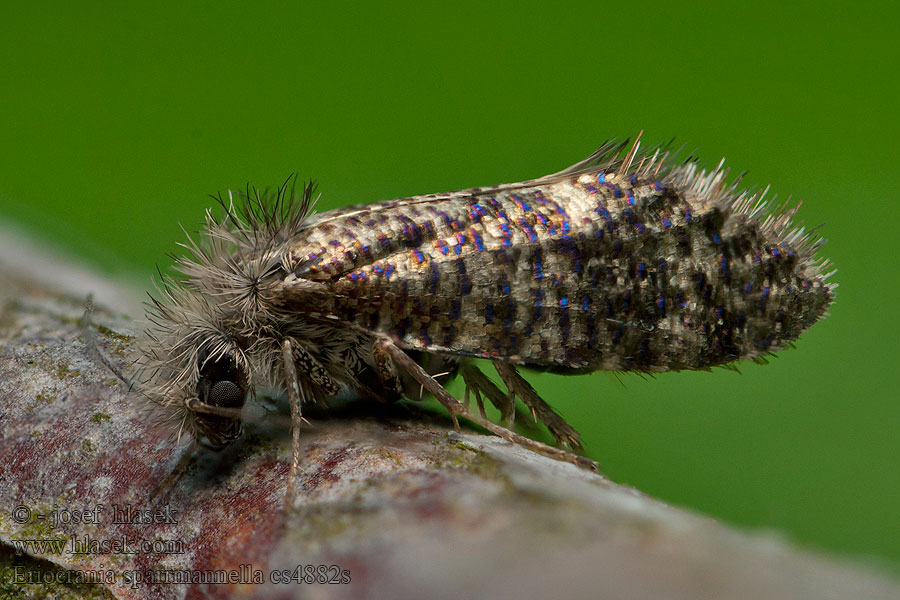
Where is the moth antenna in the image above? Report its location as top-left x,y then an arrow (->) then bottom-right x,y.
150,442 -> 200,503
80,295 -> 142,393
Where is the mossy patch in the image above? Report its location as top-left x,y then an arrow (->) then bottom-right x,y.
89,413 -> 111,425
27,392 -> 57,411
55,362 -> 81,380
0,544 -> 115,600
80,439 -> 95,456
427,436 -> 506,483
94,325 -> 132,354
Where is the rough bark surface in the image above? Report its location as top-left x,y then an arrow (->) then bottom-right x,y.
1,223 -> 898,600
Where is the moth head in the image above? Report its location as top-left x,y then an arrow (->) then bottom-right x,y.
139,284 -> 254,450
141,177 -> 318,448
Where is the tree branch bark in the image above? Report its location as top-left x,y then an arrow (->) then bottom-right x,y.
1,224 -> 898,600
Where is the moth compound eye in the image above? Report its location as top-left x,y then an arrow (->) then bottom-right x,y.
193,352 -> 248,449
196,351 -> 248,408
209,380 -> 243,408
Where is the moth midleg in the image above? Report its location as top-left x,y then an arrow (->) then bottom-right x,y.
281,338 -> 304,502
373,338 -> 460,431
492,361 -> 584,452
375,338 -> 597,470
404,354 -> 459,402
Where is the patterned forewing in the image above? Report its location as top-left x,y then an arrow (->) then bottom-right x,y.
286,170 -> 829,372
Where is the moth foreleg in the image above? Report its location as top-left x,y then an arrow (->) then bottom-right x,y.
493,361 -> 584,452
281,338 -> 304,503
288,339 -> 341,396
280,337 -> 343,503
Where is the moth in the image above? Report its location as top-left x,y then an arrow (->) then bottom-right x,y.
137,136 -> 835,480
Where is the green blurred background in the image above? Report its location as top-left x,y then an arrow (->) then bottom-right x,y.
2,0 -> 898,572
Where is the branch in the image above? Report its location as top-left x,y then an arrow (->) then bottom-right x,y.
1,225 -> 898,600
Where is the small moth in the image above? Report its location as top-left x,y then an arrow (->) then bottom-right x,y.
137,136 -> 835,474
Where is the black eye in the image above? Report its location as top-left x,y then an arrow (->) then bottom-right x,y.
193,349 -> 248,448
210,380 -> 243,408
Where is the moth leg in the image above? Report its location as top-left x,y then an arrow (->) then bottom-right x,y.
465,380 -> 486,419
461,368 -> 488,419
281,338 -> 304,503
280,337 -> 344,503
372,342 -> 405,399
493,361 -> 584,452
289,340 -> 341,397
459,362 -> 514,423
376,338 -> 596,470
410,354 -> 460,401
373,338 -> 460,431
